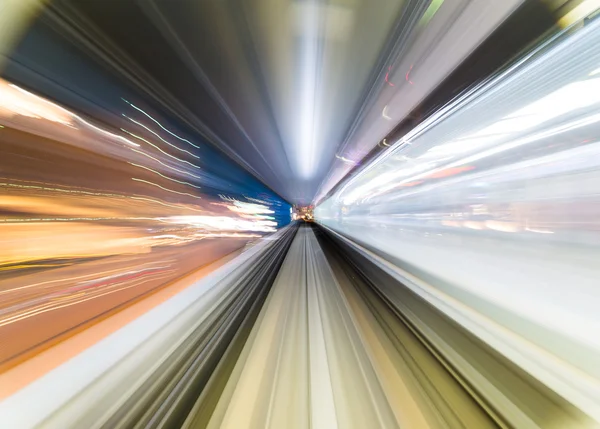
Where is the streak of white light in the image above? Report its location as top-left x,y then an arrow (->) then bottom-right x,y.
526,228 -> 555,234
132,178 -> 202,199
121,128 -> 202,169
297,0 -> 319,178
122,98 -> 200,148
335,154 -> 356,164
163,215 -> 276,232
130,196 -> 204,212
129,162 -> 201,189
7,84 -> 140,147
124,114 -> 200,158
340,78 -> 600,204
127,147 -> 203,180
382,106 -> 392,120
370,111 -> 600,199
78,266 -> 172,286
0,261 -> 167,295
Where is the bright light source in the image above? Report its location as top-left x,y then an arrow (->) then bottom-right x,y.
558,0 -> 600,28
297,0 -> 319,179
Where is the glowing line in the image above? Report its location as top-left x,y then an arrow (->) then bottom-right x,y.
418,0 -> 444,27
385,66 -> 395,87
0,273 -> 175,327
406,65 -> 414,85
130,196 -> 204,212
129,162 -> 201,189
526,228 -> 555,234
122,98 -> 199,148
132,178 -> 202,199
0,177 -> 118,194
0,217 -> 156,222
127,147 -> 203,180
590,67 -> 600,76
335,154 -> 356,164
124,114 -> 199,158
77,116 -> 140,147
79,266 -> 172,285
0,182 -> 122,198
245,196 -> 268,205
369,112 -> 600,199
0,262 -> 167,295
382,106 -> 392,120
121,128 -> 202,169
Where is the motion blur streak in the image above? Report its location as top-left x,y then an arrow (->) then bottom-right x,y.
0,49 -> 290,373
317,11 -> 600,424
1,1 -> 600,429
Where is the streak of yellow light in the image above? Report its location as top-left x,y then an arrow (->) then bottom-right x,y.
0,181 -> 124,198
51,292 -> 86,302
0,195 -> 122,218
558,0 -> 600,27
0,217 -> 157,222
0,177 -> 119,194
0,263 -> 68,272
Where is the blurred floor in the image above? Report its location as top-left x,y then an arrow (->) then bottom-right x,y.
183,224 -> 596,429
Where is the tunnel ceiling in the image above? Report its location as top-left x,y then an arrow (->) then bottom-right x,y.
46,0 -> 426,204
42,0 -> 529,204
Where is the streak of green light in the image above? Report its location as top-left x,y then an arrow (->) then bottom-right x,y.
418,0 -> 444,27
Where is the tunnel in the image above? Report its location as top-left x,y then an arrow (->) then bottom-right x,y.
0,1 -> 600,428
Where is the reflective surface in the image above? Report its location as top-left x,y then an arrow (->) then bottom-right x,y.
2,0 -> 600,428
317,16 -> 600,420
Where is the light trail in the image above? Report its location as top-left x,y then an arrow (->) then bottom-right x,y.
129,162 -> 201,189
0,182 -> 124,198
129,196 -> 205,212
0,177 -> 123,195
127,147 -> 204,180
121,128 -> 202,169
132,178 -> 202,199
0,266 -> 174,317
122,98 -> 200,148
0,271 -> 175,328
0,216 -> 157,222
76,265 -> 173,287
75,115 -> 140,147
124,114 -> 200,158
8,84 -> 140,147
0,261 -> 173,295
